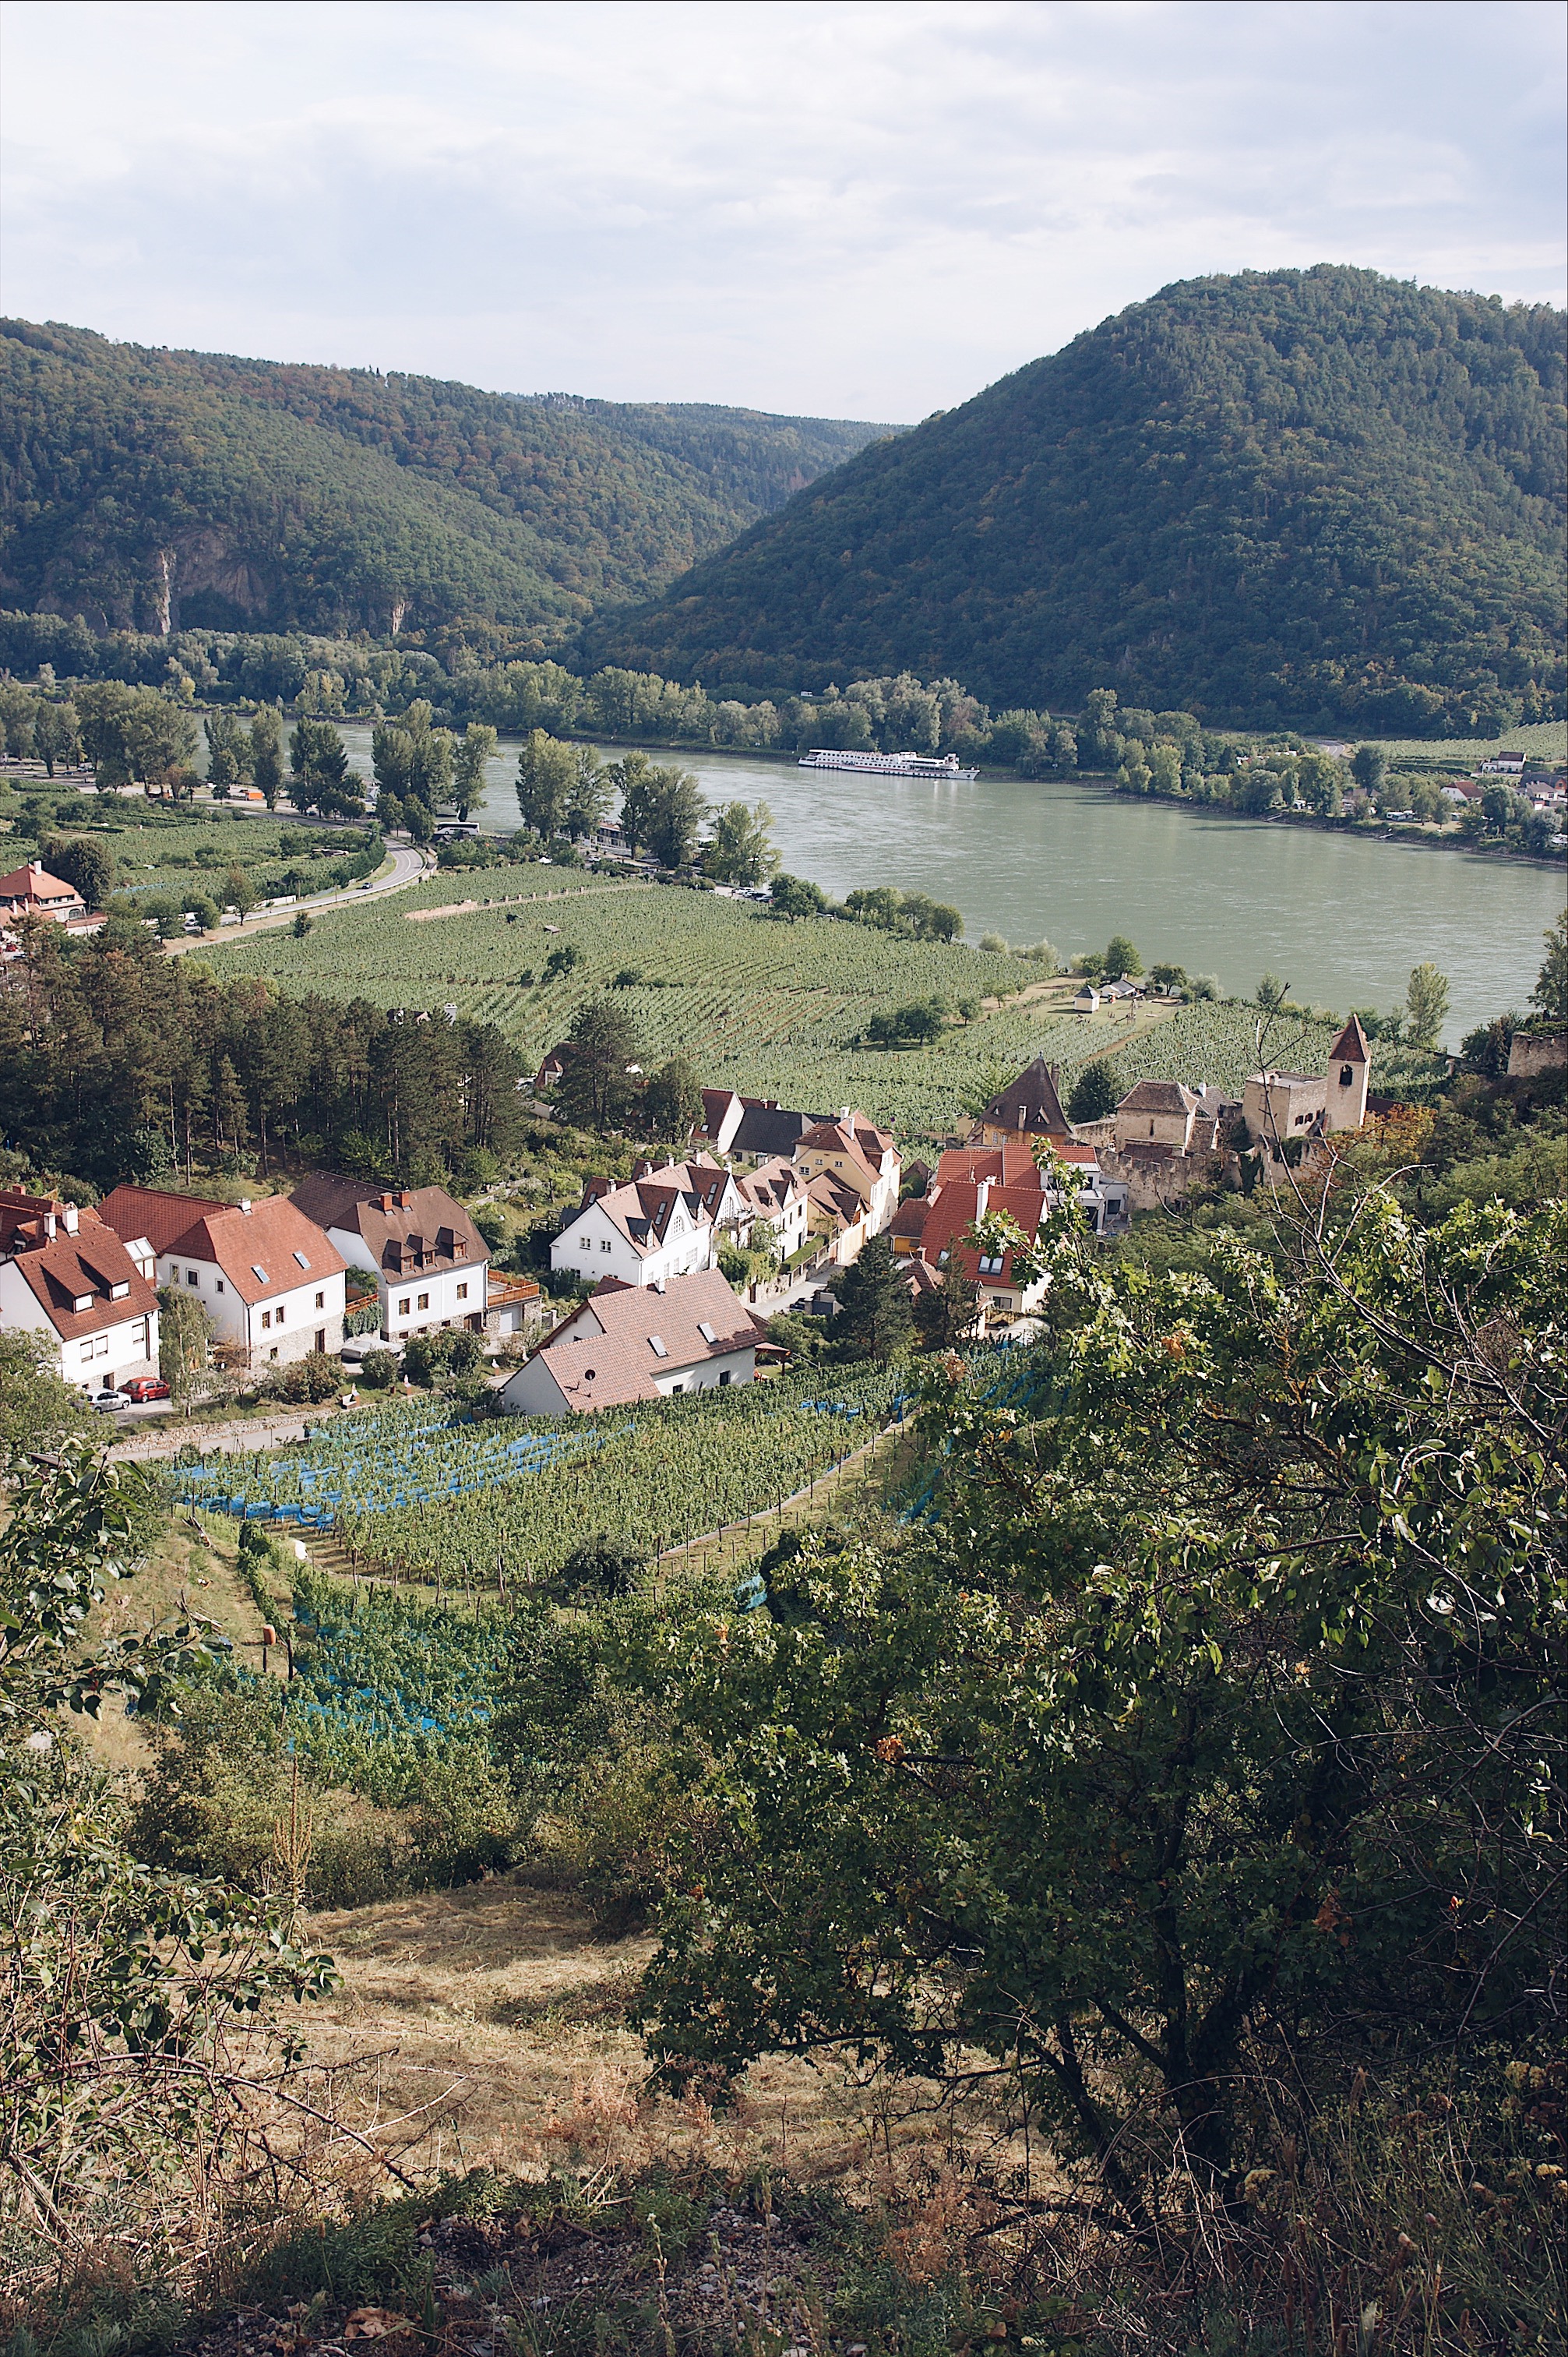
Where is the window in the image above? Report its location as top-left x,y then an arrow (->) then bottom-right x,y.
1340,1065 -> 1354,1086
398,1297 -> 410,1316
718,1370 -> 732,1385
669,1381 -> 685,1394
186,1269 -> 199,1286
294,1250 -> 310,1268
261,1310 -> 272,1330
456,1283 -> 468,1301
698,1321 -> 717,1343
315,1291 -> 325,1310
600,1239 -> 611,1253
79,1341 -> 93,1365
97,1334 -> 109,1357
417,1291 -> 430,1311
216,1279 -> 224,1293
648,1335 -> 668,1358
269,1346 -> 279,1361
251,1265 -> 268,1283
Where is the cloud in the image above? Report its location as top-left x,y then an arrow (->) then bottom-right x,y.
1,0 -> 1562,417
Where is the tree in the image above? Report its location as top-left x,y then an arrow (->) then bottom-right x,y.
224,864 -> 256,923
205,709 -> 250,794
515,728 -> 580,839
621,762 -> 706,870
912,1261 -> 980,1351
639,1191 -> 1567,2221
766,1310 -> 825,1362
1404,961 -> 1450,1051
249,706 -> 284,808
0,683 -> 37,758
0,1330 -> 91,1474
827,1233 -> 914,1362
33,699 -> 81,777
1067,1059 -> 1119,1124
76,681 -> 198,789
293,911 -> 313,938
1103,933 -> 1143,979
1532,919 -> 1568,1024
453,722 -> 499,821
41,833 -> 115,909
1351,743 -> 1388,794
703,799 -> 779,887
565,747 -> 613,844
640,1055 -> 702,1143
289,717 -> 360,819
551,999 -> 641,1132
157,1284 -> 215,1413
770,874 -> 826,923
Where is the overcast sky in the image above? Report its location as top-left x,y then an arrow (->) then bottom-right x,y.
2,0 -> 1562,421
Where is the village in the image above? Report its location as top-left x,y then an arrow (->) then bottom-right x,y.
0,976 -> 1390,1423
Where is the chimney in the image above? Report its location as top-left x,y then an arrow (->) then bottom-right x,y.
239,1198 -> 252,1214
381,1193 -> 395,1211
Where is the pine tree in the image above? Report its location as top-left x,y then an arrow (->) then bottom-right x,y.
829,1233 -> 914,1363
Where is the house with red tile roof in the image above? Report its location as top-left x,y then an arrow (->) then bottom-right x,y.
0,1191 -> 160,1390
100,1185 -> 346,1368
793,1112 -> 900,1253
0,860 -> 86,926
918,1179 -> 1052,1321
288,1177 -> 486,1343
551,1163 -> 722,1290
499,1268 -> 766,1415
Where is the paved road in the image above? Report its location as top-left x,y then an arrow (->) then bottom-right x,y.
163,838 -> 431,955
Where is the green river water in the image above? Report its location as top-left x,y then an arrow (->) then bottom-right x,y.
335,729 -> 1564,1049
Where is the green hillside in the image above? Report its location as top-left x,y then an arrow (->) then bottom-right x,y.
586,266 -> 1567,734
0,319 -> 890,642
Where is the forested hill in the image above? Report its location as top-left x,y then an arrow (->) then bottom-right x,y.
585,267 -> 1567,735
0,319 -> 891,644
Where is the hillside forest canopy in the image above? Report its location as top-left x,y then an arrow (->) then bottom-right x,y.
587,266 -> 1567,736
0,316 -> 893,645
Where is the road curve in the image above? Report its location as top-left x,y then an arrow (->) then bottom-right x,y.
163,838 -> 432,955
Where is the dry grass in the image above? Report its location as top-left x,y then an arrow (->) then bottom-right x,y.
296,1875 -> 1012,2198
81,1512 -> 273,1776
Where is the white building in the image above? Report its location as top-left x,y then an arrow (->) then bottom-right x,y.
289,1177 -> 488,1343
499,1268 -> 765,1415
0,1191 -> 160,1392
100,1185 -> 347,1367
550,1164 -> 722,1290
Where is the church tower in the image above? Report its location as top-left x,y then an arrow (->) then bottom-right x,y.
1325,1014 -> 1371,1131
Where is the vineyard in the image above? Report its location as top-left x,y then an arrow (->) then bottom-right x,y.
178,1363 -> 910,1585
197,880 -> 1133,1136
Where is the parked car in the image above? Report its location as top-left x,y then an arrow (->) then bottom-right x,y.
90,1388 -> 131,1413
120,1376 -> 171,1403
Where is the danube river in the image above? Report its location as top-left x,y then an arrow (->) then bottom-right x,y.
337,729 -> 1564,1046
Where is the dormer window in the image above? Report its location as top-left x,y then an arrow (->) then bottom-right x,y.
73,1293 -> 93,1314
109,1281 -> 129,1300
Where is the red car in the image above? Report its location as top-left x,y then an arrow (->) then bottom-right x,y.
120,1377 -> 171,1403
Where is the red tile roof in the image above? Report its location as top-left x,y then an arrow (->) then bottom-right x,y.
288,1177 -> 482,1277
5,1222 -> 158,1344
534,1268 -> 765,1408
100,1185 -> 345,1305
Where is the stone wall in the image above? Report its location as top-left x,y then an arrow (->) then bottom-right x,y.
1506,1027 -> 1568,1078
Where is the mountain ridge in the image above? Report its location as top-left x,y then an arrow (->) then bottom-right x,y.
583,266 -> 1567,733
0,317 -> 893,644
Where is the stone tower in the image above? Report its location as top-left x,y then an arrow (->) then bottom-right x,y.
1325,1014 -> 1371,1132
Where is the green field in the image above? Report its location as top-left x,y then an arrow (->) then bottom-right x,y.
193,878 -> 1443,1138
2,796 -> 374,903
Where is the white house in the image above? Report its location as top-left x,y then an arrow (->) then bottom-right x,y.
0,1191 -> 160,1392
792,1112 -> 901,1241
100,1185 -> 347,1367
288,1177 -> 488,1343
499,1268 -> 766,1415
734,1156 -> 810,1260
550,1164 -> 722,1290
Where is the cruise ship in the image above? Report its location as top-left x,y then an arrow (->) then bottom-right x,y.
798,748 -> 978,781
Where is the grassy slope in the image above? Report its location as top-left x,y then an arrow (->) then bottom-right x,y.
195,880 -> 1443,1135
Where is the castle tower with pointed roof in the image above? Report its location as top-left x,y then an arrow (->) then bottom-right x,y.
1325,1014 -> 1371,1131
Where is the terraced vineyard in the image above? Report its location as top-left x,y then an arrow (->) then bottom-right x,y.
196,880 -> 1129,1136
178,1364 -> 908,1586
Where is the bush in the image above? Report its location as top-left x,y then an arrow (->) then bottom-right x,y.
260,1350 -> 341,1404
1068,1060 -> 1119,1124
356,1348 -> 398,1388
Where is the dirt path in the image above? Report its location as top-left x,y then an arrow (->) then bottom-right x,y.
405,877 -> 654,923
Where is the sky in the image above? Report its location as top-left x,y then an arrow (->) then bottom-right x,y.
1,0 -> 1563,422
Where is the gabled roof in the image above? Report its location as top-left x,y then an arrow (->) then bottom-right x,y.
978,1057 -> 1070,1138
934,1140 -> 1042,1191
104,1185 -> 347,1304
5,1220 -> 159,1344
570,1168 -> 719,1259
731,1103 -> 818,1159
1116,1079 -> 1200,1117
0,861 -> 83,908
527,1268 -> 764,1409
735,1157 -> 805,1218
288,1177 -> 483,1276
1327,1014 -> 1371,1064
804,1170 -> 867,1230
924,1180 -> 1046,1290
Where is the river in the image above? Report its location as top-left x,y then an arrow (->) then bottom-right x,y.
333,727 -> 1564,1046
